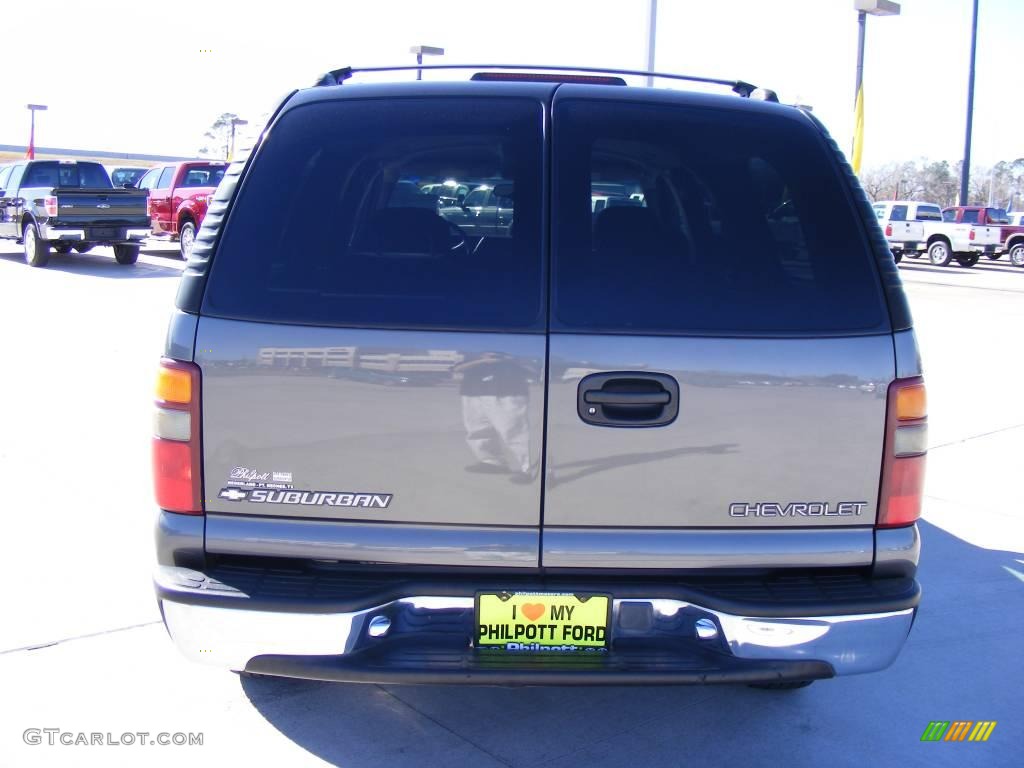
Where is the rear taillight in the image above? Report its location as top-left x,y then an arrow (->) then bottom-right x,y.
877,377 -> 927,528
969,229 -> 976,240
44,196 -> 58,217
153,359 -> 202,514
885,224 -> 892,237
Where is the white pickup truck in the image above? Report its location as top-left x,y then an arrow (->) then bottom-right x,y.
873,200 -> 1001,267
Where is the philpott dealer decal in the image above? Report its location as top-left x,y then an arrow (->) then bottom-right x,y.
226,466 -> 294,490
216,487 -> 393,508
218,466 -> 392,508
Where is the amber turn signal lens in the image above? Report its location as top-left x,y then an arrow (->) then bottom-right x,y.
895,383 -> 926,421
156,365 -> 192,404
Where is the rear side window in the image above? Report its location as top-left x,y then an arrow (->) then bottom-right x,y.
961,209 -> 979,224
157,167 -> 175,189
6,165 -> 26,191
203,98 -> 544,331
552,100 -> 887,334
916,205 -> 942,222
137,169 -> 159,190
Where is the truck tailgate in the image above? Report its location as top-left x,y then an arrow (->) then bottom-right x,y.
887,221 -> 924,243
970,225 -> 1001,246
53,187 -> 149,227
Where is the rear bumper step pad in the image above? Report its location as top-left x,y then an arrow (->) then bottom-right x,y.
247,642 -> 834,686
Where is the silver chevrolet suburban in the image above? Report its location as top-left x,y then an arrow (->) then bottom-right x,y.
152,66 -> 926,689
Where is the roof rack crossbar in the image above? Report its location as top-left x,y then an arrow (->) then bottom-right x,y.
315,64 -> 770,99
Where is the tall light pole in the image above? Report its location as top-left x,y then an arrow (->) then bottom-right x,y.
26,104 -> 47,159
959,0 -> 979,205
645,0 -> 658,87
852,1 -> 900,174
410,45 -> 444,81
228,117 -> 247,161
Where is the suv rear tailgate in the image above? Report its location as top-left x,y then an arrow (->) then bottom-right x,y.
194,93 -> 551,568
542,90 -> 895,566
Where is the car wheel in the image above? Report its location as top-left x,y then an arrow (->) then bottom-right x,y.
985,252 -> 1001,260
955,254 -> 979,267
74,243 -> 93,254
53,243 -> 73,255
113,244 -> 139,265
748,680 -> 815,690
1010,244 -> 1024,267
179,221 -> 196,259
928,240 -> 952,266
893,251 -> 903,264
22,222 -> 50,267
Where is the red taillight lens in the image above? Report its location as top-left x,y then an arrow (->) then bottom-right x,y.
45,196 -> 58,217
969,229 -> 976,240
153,439 -> 198,512
877,377 -> 927,528
153,359 -> 202,514
880,456 -> 926,527
885,224 -> 892,237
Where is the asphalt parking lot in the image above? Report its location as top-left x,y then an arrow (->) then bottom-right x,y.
0,243 -> 1020,768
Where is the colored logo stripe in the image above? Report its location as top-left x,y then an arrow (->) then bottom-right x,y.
921,722 -> 949,741
920,721 -> 996,742
969,722 -> 997,742
944,721 -> 972,741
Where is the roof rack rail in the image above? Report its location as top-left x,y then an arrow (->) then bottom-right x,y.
313,64 -> 778,101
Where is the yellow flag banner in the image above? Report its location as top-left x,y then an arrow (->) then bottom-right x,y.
852,85 -> 864,174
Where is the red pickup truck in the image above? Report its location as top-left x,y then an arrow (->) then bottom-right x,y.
942,205 -> 1024,267
136,161 -> 227,258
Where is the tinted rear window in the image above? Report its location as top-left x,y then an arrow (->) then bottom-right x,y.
23,162 -> 111,189
110,168 -> 147,186
552,100 -> 887,334
917,206 -> 942,222
180,165 -> 226,188
203,98 -> 544,332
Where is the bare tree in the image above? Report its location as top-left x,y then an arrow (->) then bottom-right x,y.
198,113 -> 241,159
858,157 -> 1023,208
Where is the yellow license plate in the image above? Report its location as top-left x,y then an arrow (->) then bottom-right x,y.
475,592 -> 610,652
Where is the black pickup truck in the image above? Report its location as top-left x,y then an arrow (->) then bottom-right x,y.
0,160 -> 150,267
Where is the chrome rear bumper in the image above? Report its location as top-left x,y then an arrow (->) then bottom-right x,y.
156,566 -> 916,681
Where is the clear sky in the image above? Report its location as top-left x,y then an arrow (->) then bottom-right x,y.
1,0 -> 1019,169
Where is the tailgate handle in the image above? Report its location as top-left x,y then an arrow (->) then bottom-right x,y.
577,372 -> 679,428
